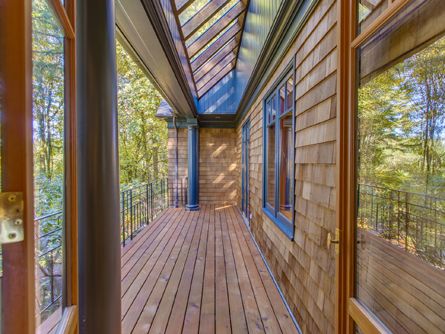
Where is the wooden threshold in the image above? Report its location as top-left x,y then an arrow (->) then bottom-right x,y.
120,205 -> 299,333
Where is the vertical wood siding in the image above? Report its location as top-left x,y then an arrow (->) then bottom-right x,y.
236,0 -> 337,332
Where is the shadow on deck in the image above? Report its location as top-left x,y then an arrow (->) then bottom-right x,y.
121,205 -> 299,334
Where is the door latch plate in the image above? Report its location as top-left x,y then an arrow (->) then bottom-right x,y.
0,192 -> 24,244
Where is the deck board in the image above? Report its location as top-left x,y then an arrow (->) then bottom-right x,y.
121,205 -> 298,334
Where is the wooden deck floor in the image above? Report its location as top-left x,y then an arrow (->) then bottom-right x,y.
121,205 -> 298,334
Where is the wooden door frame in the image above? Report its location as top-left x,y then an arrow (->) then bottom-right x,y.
1,1 -> 35,332
1,0 -> 78,332
48,0 -> 79,327
336,0 -> 415,333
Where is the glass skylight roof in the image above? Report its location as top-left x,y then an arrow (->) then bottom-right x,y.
185,0 -> 238,47
173,0 -> 248,98
190,19 -> 238,62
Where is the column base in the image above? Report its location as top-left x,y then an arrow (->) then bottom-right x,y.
186,204 -> 200,211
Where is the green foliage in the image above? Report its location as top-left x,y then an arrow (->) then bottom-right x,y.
116,41 -> 168,187
358,36 -> 445,198
32,0 -> 65,217
358,35 -> 445,268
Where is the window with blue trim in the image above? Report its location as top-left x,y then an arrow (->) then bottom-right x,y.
263,71 -> 295,238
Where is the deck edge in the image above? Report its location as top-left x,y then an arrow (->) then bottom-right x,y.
238,207 -> 303,334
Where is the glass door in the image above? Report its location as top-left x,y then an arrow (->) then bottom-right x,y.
0,0 -> 76,332
32,0 -> 67,330
344,0 -> 445,332
241,119 -> 250,222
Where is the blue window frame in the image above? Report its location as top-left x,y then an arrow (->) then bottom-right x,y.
263,66 -> 295,239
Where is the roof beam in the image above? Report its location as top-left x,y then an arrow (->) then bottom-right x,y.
175,0 -> 195,13
190,23 -> 241,71
187,1 -> 244,57
182,0 -> 230,39
193,44 -> 237,81
197,62 -> 234,97
196,52 -> 236,89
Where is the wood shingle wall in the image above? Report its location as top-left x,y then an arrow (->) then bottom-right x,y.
199,128 -> 238,205
236,0 -> 337,332
168,127 -> 239,207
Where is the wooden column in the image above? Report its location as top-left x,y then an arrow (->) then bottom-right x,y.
76,0 -> 121,333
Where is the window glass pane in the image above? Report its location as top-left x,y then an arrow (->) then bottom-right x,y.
266,100 -> 271,124
279,85 -> 285,115
266,123 -> 276,208
286,77 -> 293,111
32,0 -> 65,329
270,94 -> 276,123
267,96 -> 276,124
355,1 -> 445,332
279,114 -> 293,220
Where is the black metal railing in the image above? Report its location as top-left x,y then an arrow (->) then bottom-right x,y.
34,177 -> 170,321
167,176 -> 188,208
358,184 -> 445,269
120,178 -> 169,246
35,211 -> 64,322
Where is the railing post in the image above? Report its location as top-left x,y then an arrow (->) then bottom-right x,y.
121,191 -> 125,246
405,192 -> 409,250
145,183 -> 149,225
162,179 -> 168,209
130,189 -> 134,240
150,182 -> 154,221
397,190 -> 401,244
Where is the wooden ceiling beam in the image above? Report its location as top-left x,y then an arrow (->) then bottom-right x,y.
187,1 -> 244,57
197,61 -> 234,97
190,25 -> 241,71
196,51 -> 236,89
175,0 -> 195,14
193,44 -> 237,81
182,0 -> 230,39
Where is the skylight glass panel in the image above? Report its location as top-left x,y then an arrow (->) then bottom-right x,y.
185,0 -> 238,47
189,19 -> 238,62
179,0 -> 211,25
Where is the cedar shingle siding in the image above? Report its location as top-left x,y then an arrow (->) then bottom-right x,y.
236,0 -> 337,332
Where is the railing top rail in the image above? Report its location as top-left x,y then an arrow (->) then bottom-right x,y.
35,210 -> 64,222
359,183 -> 445,203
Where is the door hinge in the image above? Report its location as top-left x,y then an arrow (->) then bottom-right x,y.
0,192 -> 24,244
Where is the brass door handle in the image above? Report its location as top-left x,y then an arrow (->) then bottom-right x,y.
327,229 -> 340,254
327,232 -> 339,247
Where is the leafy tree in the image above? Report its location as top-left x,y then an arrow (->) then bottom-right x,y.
116,41 -> 168,187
